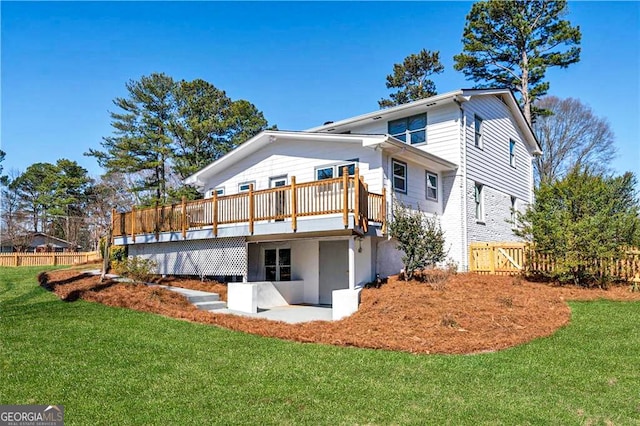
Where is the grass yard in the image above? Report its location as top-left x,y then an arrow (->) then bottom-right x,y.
2,267 -> 639,425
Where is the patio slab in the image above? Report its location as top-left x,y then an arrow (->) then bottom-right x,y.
215,304 -> 333,324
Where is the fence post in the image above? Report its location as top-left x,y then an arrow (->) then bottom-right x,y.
291,176 -> 297,232
249,184 -> 255,235
14,253 -> 19,267
489,244 -> 496,274
342,167 -> 349,228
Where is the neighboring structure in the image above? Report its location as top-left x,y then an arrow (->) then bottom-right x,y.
112,88 -> 540,318
0,232 -> 80,253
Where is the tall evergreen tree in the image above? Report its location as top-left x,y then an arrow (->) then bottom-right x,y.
454,0 -> 581,124
379,49 -> 444,108
88,74 -> 272,204
87,73 -> 176,205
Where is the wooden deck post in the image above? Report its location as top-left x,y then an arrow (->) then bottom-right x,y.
354,167 -> 360,229
342,167 -> 349,228
249,184 -> 255,235
154,200 -> 160,241
291,176 -> 297,232
131,205 -> 136,243
111,208 -> 116,242
181,196 -> 187,239
213,192 -> 218,237
381,187 -> 387,234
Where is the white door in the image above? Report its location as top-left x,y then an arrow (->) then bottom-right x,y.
319,240 -> 349,305
269,176 -> 287,221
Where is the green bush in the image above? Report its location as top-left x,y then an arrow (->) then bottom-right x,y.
112,256 -> 157,283
516,169 -> 640,287
388,202 -> 447,281
98,237 -> 127,261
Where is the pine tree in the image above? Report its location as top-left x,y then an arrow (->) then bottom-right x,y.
454,0 -> 581,124
379,49 -> 444,108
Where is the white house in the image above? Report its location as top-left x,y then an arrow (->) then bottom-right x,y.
112,88 -> 540,318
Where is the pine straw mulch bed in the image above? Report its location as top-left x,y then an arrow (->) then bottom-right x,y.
38,270 -> 640,355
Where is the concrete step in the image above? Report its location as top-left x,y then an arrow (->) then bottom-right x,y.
194,301 -> 227,311
187,294 -> 220,303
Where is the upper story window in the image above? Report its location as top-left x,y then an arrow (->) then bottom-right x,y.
238,181 -> 255,192
206,187 -> 225,198
426,171 -> 438,201
315,160 -> 358,181
388,113 -> 427,145
392,159 -> 407,194
509,139 -> 516,167
474,115 -> 483,148
474,183 -> 484,222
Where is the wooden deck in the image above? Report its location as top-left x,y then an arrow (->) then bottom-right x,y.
112,169 -> 386,241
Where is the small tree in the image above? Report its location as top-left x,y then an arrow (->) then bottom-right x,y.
388,203 -> 447,280
516,168 -> 640,286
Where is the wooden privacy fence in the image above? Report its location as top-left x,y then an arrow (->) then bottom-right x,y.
112,168 -> 386,241
0,251 -> 101,267
469,242 -> 640,281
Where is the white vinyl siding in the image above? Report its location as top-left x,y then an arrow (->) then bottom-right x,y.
200,138 -> 384,198
464,96 -> 532,202
345,103 -> 461,166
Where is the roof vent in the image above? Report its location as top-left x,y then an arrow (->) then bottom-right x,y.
323,121 -> 334,125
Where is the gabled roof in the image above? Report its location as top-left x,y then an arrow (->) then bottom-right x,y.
184,130 -> 457,187
307,88 -> 542,155
0,232 -> 77,247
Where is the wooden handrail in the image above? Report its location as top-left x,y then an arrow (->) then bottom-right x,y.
112,175 -> 385,238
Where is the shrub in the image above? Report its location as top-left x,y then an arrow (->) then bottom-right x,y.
388,202 -> 447,280
516,169 -> 640,287
112,256 -> 157,283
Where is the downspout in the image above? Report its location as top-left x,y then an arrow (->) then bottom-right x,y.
459,103 -> 469,271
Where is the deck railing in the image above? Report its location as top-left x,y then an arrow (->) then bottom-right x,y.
112,168 -> 386,240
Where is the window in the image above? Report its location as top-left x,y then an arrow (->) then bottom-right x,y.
509,139 -> 516,167
474,183 -> 484,222
315,160 -> 358,181
426,171 -> 438,201
474,115 -> 483,148
264,248 -> 291,281
392,160 -> 407,194
238,181 -> 255,192
206,187 -> 224,198
510,196 -> 517,224
388,113 -> 427,145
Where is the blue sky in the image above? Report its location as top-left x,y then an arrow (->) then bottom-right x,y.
2,1 -> 638,179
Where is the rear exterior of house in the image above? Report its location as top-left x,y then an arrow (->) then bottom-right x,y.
112,88 -> 540,316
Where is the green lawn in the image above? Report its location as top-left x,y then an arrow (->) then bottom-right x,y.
1,267 -> 639,425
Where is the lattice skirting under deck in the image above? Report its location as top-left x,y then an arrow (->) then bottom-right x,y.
128,237 -> 247,278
